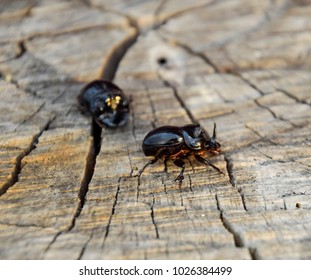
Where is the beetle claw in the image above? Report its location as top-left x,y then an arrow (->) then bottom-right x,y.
173,175 -> 184,183
173,175 -> 184,192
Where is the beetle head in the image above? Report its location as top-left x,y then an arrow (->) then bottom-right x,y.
92,95 -> 129,128
205,123 -> 221,155
80,80 -> 130,129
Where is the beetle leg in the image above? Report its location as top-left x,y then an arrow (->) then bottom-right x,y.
194,155 -> 224,175
137,158 -> 158,177
173,159 -> 186,186
136,148 -> 166,182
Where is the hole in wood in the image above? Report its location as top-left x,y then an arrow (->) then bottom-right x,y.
157,57 -> 168,66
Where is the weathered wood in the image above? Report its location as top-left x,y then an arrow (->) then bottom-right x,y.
0,0 -> 310,260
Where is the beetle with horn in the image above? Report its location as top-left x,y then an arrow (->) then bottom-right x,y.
137,123 -> 224,186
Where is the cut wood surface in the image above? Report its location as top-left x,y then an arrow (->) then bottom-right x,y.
0,0 -> 310,260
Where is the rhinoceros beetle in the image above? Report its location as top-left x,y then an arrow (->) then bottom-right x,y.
78,80 -> 129,128
137,123 -> 223,185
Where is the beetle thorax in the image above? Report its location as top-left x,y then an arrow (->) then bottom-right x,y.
182,130 -> 204,151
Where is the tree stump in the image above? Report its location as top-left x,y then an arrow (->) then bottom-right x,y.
0,0 -> 310,260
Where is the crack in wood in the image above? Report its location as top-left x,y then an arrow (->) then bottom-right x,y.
102,178 -> 121,248
90,4 -> 139,31
51,84 -> 75,104
250,144 -> 274,161
127,146 -> 134,178
77,229 -> 94,260
179,187 -> 184,207
295,160 -> 311,169
155,0 -> 218,30
134,231 -> 139,248
283,198 -> 288,210
133,0 -> 218,34
236,74 -> 302,129
244,124 -> 278,146
276,88 -> 311,107
170,41 -> 220,73
67,125 -> 98,232
254,98 -> 299,128
221,214 -> 244,248
0,117 -> 55,197
150,194 -> 160,239
100,28 -> 139,80
0,41 -> 27,64
154,0 -> 169,18
2,24 -> 128,45
14,102 -> 46,131
234,73 -> 265,96
224,153 -> 248,211
214,0 -> 289,49
248,247 -> 258,260
16,41 -> 26,59
224,154 -> 237,188
0,221 -> 47,229
158,73 -> 196,123
43,231 -> 63,257
245,129 -> 311,167
215,194 -> 244,247
188,174 -> 193,193
144,83 -> 157,128
161,177 -> 167,194
254,98 -> 277,119
99,13 -> 139,80
136,174 -> 141,202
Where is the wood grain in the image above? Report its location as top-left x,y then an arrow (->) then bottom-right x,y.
0,0 -> 310,260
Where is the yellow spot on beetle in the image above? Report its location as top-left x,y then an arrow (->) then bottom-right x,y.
106,96 -> 121,110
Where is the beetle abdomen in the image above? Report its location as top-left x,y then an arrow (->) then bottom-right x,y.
143,132 -> 183,147
142,126 -> 184,156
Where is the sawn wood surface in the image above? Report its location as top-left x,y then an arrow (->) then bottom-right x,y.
0,0 -> 310,259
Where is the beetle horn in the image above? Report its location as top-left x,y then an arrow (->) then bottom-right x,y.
211,123 -> 217,142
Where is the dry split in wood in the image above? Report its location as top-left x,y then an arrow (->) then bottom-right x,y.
0,0 -> 310,260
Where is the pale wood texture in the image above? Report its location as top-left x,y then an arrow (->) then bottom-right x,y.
0,0 -> 310,260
